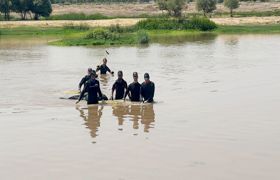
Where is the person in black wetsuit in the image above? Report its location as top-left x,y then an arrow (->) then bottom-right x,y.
141,73 -> 155,103
124,72 -> 141,102
111,71 -> 127,100
76,71 -> 103,105
96,58 -> 114,75
79,68 -> 93,91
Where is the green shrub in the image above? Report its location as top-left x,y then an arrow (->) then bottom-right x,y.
63,23 -> 90,31
137,30 -> 150,44
187,17 -> 217,31
108,24 -> 133,33
135,17 -> 217,31
85,28 -> 120,41
136,18 -> 181,30
46,13 -> 109,20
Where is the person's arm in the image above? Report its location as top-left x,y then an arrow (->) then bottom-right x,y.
96,65 -> 100,72
146,83 -> 155,103
97,82 -> 103,100
106,66 -> 111,73
76,82 -> 88,103
106,66 -> 114,75
79,76 -> 86,91
124,85 -> 130,100
124,81 -> 128,91
140,85 -> 144,102
111,82 -> 116,100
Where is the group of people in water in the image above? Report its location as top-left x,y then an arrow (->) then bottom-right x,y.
76,58 -> 155,105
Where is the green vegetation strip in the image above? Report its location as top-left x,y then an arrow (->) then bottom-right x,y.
1,19 -> 280,46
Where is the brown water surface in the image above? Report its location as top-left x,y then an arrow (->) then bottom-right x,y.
0,35 -> 280,180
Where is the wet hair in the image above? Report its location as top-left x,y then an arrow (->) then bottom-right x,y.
88,68 -> 93,72
133,72 -> 138,77
90,70 -> 97,78
144,73 -> 150,79
118,71 -> 123,76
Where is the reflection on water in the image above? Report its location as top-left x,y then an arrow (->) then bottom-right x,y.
1,34 -> 280,179
76,105 -> 104,140
76,103 -> 155,141
152,33 -> 217,45
113,104 -> 155,133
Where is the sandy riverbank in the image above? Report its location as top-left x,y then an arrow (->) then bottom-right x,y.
50,2 -> 280,16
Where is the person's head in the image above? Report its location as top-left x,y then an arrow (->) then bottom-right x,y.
133,72 -> 138,82
117,70 -> 123,79
144,73 -> 150,83
88,68 -> 93,75
102,58 -> 107,65
90,70 -> 97,79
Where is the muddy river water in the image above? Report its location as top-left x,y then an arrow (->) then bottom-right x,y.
0,35 -> 280,180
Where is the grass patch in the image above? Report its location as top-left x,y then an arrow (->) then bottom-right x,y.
135,17 -> 217,31
216,24 -> 280,34
63,23 -> 90,31
45,13 -> 110,20
214,10 -> 280,18
2,20 -> 280,47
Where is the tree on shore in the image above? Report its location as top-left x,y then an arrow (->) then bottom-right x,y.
31,0 -> 52,20
12,0 -> 33,20
157,0 -> 187,17
196,0 -> 216,17
0,0 -> 52,20
0,0 -> 12,20
224,0 -> 239,17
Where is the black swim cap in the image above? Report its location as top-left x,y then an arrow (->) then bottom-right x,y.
90,70 -> 97,77
144,73 -> 150,79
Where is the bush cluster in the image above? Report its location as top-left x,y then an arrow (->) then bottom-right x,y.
63,23 -> 90,30
46,13 -> 109,20
137,30 -> 149,44
85,28 -> 120,41
135,17 -> 217,31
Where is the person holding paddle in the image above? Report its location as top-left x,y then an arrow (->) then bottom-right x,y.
96,58 -> 114,75
76,71 -> 103,105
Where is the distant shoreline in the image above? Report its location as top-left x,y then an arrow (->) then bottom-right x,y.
1,16 -> 280,29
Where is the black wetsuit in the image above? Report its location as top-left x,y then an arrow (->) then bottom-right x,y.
125,82 -> 141,102
141,81 -> 155,103
78,79 -> 102,104
96,64 -> 111,74
112,79 -> 127,100
79,74 -> 91,89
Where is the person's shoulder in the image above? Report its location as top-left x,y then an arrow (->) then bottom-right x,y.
134,82 -> 141,87
85,79 -> 91,85
129,82 -> 136,87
